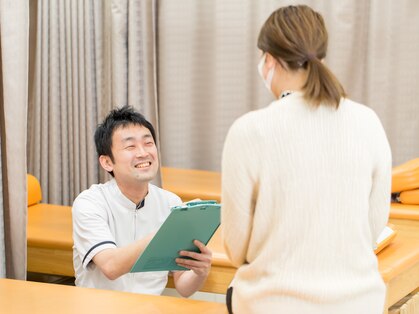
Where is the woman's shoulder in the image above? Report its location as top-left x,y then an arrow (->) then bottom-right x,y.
231,103 -> 276,127
339,98 -> 383,125
227,107 -> 270,140
341,98 -> 377,115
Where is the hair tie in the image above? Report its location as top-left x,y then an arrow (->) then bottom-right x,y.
298,53 -> 317,67
306,52 -> 317,61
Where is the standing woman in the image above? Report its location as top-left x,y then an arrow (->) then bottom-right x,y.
221,5 -> 391,314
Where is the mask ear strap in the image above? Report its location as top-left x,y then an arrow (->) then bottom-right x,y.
257,53 -> 267,79
258,53 -> 276,93
266,63 -> 275,90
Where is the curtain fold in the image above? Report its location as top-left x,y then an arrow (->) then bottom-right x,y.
158,0 -> 419,171
0,0 -> 29,279
158,0 -> 271,171
28,0 -> 419,204
366,0 -> 419,166
28,0 -> 159,205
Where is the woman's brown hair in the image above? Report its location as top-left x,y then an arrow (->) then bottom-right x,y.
257,5 -> 346,108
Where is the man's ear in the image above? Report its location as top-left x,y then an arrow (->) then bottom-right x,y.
99,155 -> 114,173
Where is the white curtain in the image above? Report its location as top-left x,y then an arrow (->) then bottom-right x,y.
158,0 -> 419,171
0,0 -> 29,279
28,0 -> 159,205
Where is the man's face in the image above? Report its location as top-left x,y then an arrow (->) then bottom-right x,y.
105,124 -> 158,184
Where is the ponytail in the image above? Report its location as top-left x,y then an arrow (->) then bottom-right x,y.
303,59 -> 346,108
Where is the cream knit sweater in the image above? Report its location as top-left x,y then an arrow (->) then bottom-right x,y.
221,92 -> 391,314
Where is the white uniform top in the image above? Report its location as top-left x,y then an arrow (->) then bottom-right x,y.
72,179 -> 182,294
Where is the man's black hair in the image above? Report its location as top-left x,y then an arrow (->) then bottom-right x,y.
94,105 -> 157,164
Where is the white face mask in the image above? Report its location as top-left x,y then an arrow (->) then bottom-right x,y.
258,53 -> 275,92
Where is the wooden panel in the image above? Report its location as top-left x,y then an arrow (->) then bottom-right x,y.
0,279 -> 227,314
385,262 -> 419,309
27,247 -> 74,277
390,203 -> 419,220
378,219 -> 419,281
161,167 -> 221,202
27,203 -> 73,250
167,265 -> 235,295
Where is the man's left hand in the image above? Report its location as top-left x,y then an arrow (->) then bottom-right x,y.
176,240 -> 212,277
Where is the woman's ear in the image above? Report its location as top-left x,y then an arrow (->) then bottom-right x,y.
266,53 -> 287,71
99,155 -> 114,173
265,53 -> 276,69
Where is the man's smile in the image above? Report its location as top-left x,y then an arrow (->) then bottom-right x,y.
135,161 -> 152,169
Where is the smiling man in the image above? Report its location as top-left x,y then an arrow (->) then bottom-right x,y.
72,106 -> 212,297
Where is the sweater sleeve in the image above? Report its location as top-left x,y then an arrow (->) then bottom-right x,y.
221,116 -> 258,267
368,112 -> 392,245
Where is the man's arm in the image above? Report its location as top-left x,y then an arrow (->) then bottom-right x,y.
172,240 -> 212,297
92,233 -> 154,280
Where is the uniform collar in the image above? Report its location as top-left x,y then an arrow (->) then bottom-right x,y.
110,179 -> 148,211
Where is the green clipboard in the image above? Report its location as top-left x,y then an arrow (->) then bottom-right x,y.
130,200 -> 221,272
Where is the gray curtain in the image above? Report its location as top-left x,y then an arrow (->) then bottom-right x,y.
158,0 -> 419,171
27,0 -> 419,206
365,0 -> 419,166
0,0 -> 29,279
27,0 -> 159,205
